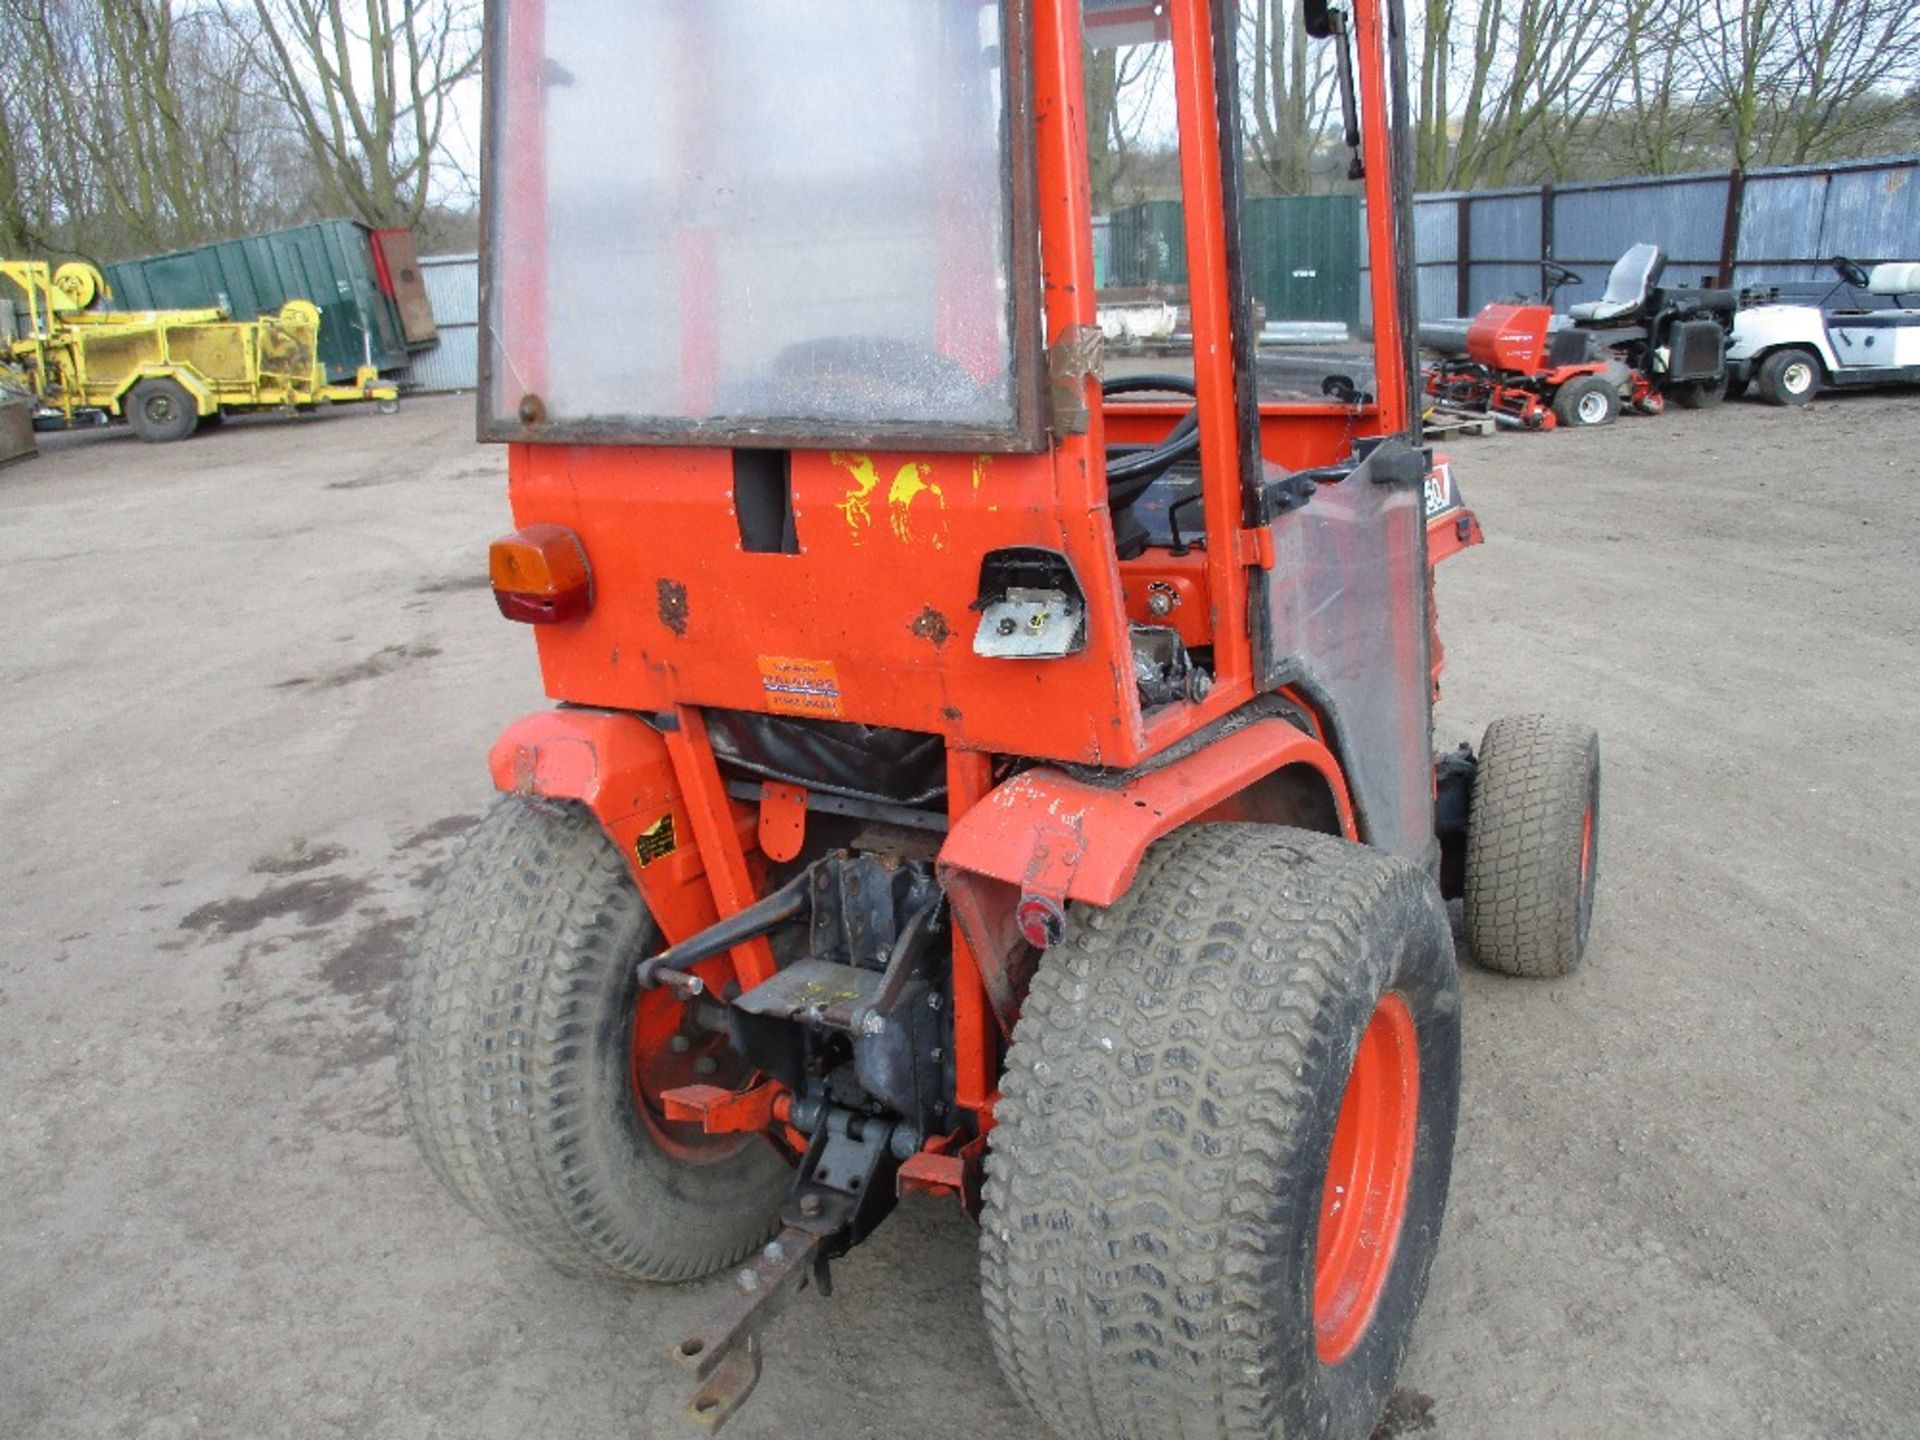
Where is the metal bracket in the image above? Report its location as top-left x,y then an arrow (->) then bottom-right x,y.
973,587 -> 1085,659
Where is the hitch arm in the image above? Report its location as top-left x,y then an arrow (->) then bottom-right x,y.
674,1219 -> 835,1434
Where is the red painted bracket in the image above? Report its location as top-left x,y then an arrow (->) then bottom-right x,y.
660,1083 -> 788,1135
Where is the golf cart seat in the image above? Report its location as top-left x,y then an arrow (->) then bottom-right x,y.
1869,263 -> 1920,297
1570,244 -> 1665,324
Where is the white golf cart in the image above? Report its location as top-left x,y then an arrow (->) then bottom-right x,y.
1727,258 -> 1920,405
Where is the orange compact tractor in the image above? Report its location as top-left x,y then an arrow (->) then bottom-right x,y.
398,3 -> 1602,1437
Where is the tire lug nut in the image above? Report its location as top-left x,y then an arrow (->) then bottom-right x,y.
667,1034 -> 691,1054
693,1055 -> 718,1076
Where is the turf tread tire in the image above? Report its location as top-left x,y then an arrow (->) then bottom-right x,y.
1462,715 -> 1600,978
980,825 -> 1460,1440
396,794 -> 789,1282
1551,374 -> 1617,428
1756,348 -> 1820,406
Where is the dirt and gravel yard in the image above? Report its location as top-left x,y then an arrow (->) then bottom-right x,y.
1,391 -> 1916,1439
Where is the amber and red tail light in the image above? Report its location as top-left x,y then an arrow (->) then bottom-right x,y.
490,523 -> 592,624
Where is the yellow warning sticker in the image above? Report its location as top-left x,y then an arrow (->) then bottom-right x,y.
634,813 -> 676,867
758,655 -> 844,719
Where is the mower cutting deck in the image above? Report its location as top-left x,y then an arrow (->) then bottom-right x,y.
395,4 -> 1601,1438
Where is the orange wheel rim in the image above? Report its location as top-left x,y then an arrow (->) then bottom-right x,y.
1579,803 -> 1594,890
629,969 -> 752,1165
1314,991 -> 1420,1365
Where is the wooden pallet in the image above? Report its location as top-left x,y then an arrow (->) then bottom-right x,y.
1422,406 -> 1495,439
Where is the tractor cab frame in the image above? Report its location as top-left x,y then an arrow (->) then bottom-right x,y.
399,4 -> 1601,1437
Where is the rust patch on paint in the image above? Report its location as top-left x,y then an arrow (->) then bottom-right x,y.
656,578 -> 689,636
910,606 -> 952,647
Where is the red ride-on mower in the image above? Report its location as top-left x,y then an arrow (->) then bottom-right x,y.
1425,246 -> 1735,429
397,3 -> 1602,1438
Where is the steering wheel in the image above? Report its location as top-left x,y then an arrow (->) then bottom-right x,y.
1543,261 -> 1585,288
1833,256 -> 1872,288
1101,374 -> 1200,505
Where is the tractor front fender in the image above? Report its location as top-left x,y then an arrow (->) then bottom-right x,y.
488,707 -> 724,946
936,715 -> 1355,1033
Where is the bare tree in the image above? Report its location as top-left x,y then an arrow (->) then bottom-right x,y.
1240,0 -> 1342,195
236,0 -> 481,229
0,0 -> 303,258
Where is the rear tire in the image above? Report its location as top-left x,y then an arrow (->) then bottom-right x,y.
397,795 -> 790,1282
982,825 -> 1461,1440
125,378 -> 199,442
1551,374 -> 1618,428
1463,716 -> 1601,978
1756,348 -> 1820,406
1670,374 -> 1727,409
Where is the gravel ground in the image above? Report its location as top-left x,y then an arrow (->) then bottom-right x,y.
1,391 -> 1915,1439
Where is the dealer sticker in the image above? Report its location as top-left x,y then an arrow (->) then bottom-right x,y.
1423,462 -> 1459,518
757,655 -> 844,719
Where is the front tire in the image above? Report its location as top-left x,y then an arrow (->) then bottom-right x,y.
982,826 -> 1461,1440
1551,374 -> 1618,428
1757,348 -> 1820,406
397,795 -> 790,1282
1463,715 -> 1601,978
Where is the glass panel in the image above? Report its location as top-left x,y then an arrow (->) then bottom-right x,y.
489,0 -> 1019,440
1085,7 -> 1195,394
1231,0 -> 1376,404
1262,457 -> 1432,861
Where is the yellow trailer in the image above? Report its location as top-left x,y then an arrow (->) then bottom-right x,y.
1,260 -> 399,442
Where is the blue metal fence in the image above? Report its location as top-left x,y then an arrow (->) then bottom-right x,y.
1410,153 -> 1920,319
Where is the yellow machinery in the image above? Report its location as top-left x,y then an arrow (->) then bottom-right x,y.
1,260 -> 399,442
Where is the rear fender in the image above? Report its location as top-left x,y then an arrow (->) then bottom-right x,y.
937,716 -> 1354,1033
488,708 -> 727,947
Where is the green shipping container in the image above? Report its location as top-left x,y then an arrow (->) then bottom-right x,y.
1243,194 -> 1361,328
104,220 -> 415,382
1102,195 -> 1362,328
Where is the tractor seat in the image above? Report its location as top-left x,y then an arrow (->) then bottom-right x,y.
1868,263 -> 1920,297
1569,244 -> 1666,324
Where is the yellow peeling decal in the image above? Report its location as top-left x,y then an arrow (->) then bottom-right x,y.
830,451 -> 881,540
971,455 -> 992,491
886,462 -> 945,547
831,451 -> 947,549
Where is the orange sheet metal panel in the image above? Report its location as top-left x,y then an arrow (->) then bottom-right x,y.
509,442 -> 1150,767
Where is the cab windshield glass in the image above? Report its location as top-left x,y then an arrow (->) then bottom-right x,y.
486,0 -> 1025,446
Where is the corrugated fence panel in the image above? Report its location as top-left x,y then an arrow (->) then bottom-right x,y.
1466,192 -> 1540,260
1741,173 -> 1828,261
405,324 -> 479,394
405,254 -> 480,392
1468,263 -> 1546,311
1552,176 -> 1727,270
1820,165 -> 1920,259
421,254 -> 479,326
1413,199 -> 1457,264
